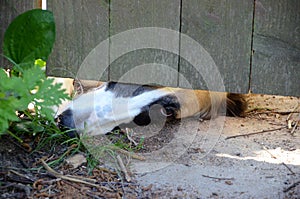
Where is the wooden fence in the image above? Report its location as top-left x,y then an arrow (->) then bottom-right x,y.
1,0 -> 299,96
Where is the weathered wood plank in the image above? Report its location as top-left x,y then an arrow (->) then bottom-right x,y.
0,0 -> 38,67
34,1 -> 300,96
251,0 -> 300,96
109,0 -> 181,87
46,0 -> 109,81
179,0 -> 253,93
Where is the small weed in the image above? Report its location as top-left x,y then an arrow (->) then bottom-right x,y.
108,129 -> 145,152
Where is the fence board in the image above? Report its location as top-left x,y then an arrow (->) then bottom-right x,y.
39,1 -> 300,96
251,0 -> 300,96
109,0 -> 181,87
46,0 -> 109,81
0,0 -> 38,67
179,0 -> 253,93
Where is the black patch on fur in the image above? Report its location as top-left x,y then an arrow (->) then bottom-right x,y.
149,95 -> 180,118
105,81 -> 157,97
57,109 -> 77,137
132,95 -> 181,126
111,126 -> 121,132
226,93 -> 248,117
133,108 -> 152,126
105,81 -> 117,91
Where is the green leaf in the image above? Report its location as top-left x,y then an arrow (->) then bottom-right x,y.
3,9 -> 55,66
35,59 -> 46,68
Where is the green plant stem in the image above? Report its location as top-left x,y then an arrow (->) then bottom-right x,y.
6,130 -> 23,143
0,54 -> 24,73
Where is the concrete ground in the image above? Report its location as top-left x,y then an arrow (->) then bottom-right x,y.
84,94 -> 300,198
130,94 -> 300,198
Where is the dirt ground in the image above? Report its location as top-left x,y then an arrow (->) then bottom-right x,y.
83,93 -> 300,198
0,93 -> 299,198
130,94 -> 300,198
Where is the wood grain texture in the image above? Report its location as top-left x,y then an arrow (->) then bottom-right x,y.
109,0 -> 181,87
34,1 -> 300,96
179,0 -> 253,93
251,0 -> 300,96
0,0 -> 37,67
46,0 -> 109,81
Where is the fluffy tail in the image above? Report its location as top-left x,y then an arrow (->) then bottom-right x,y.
170,89 -> 247,119
226,93 -> 248,117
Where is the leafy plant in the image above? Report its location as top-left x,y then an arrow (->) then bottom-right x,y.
0,8 -> 101,175
0,9 -> 69,136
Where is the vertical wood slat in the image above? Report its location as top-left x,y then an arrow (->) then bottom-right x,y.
109,0 -> 181,87
0,0 -> 38,67
43,1 -> 300,96
179,0 -> 253,93
46,0 -> 109,81
251,0 -> 300,96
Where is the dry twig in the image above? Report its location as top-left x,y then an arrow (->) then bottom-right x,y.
116,155 -> 131,182
290,120 -> 299,136
9,170 -> 34,183
65,174 -> 97,183
225,126 -> 286,140
283,181 -> 300,193
202,174 -> 234,181
261,146 -> 295,175
125,128 -> 138,146
281,162 -> 296,175
41,159 -> 112,191
287,120 -> 293,129
286,104 -> 300,121
247,109 -> 300,116
106,145 -> 146,161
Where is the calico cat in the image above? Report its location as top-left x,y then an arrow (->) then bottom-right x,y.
56,81 -> 247,136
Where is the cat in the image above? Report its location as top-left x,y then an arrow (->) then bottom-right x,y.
55,81 -> 247,137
